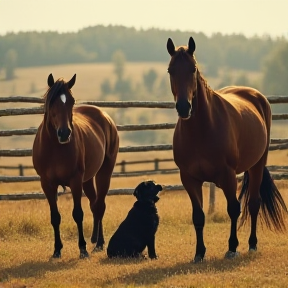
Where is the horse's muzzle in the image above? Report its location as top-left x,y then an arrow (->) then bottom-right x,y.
176,99 -> 192,119
57,128 -> 72,144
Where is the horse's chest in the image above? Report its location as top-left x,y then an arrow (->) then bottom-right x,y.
35,146 -> 80,181
173,130 -> 218,179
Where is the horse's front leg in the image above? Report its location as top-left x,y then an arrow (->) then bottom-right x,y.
70,176 -> 89,259
41,179 -> 63,258
221,170 -> 241,258
180,172 -> 205,263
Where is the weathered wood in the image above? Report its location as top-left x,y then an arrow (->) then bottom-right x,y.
272,114 -> 288,120
2,140 -> 288,157
0,123 -> 176,136
0,184 -> 186,201
269,143 -> 288,151
1,95 -> 288,104
0,107 -> 43,117
0,96 -> 44,103
267,95 -> 288,104
208,183 -> 216,214
0,128 -> 38,136
270,138 -> 288,144
0,169 -> 180,183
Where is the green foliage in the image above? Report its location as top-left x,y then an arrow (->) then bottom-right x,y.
114,78 -> 133,100
100,78 -> 112,97
4,48 -> 17,80
0,27 -> 284,71
216,71 -> 233,89
234,73 -> 250,86
262,41 -> 288,94
112,50 -> 126,80
143,68 -> 158,92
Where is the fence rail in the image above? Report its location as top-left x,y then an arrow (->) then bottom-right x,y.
1,95 -> 288,208
1,95 -> 288,104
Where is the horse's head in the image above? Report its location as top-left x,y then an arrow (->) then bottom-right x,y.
167,37 -> 198,119
44,73 -> 76,144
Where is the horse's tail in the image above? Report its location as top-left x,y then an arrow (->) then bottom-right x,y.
238,167 -> 287,232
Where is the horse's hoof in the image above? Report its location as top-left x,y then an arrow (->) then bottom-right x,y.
249,246 -> 257,252
92,245 -> 104,253
79,249 -> 89,259
91,237 -> 97,244
193,255 -> 204,263
225,251 -> 240,259
52,251 -> 61,259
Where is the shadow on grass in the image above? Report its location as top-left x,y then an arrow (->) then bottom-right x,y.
100,252 -> 259,286
0,258 -> 78,281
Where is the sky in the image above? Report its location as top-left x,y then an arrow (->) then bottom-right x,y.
0,0 -> 288,38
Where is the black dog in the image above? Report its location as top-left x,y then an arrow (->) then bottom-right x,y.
107,180 -> 162,259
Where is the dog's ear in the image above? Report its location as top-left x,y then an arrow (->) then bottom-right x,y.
156,184 -> 163,191
133,182 -> 145,200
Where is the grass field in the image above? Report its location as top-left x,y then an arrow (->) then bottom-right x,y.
1,63 -> 288,287
0,180 -> 288,288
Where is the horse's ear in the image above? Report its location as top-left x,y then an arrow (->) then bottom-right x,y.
188,37 -> 196,55
47,73 -> 54,88
67,74 -> 76,89
167,38 -> 175,56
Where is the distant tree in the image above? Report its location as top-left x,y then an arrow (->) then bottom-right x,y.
262,42 -> 288,94
234,73 -> 250,86
112,50 -> 126,80
205,62 -> 219,77
158,75 -> 171,100
143,69 -> 158,93
216,72 -> 233,89
100,78 -> 112,97
4,49 -> 18,80
114,78 -> 133,100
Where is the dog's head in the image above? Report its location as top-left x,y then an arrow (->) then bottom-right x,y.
133,180 -> 163,203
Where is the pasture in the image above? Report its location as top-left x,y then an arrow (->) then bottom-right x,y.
1,62 -> 288,287
0,178 -> 288,288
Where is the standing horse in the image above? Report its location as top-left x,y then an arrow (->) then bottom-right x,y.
166,37 -> 287,262
32,74 -> 119,258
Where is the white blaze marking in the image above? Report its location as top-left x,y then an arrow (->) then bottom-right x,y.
60,94 -> 66,103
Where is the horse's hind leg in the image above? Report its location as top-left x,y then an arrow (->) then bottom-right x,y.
246,162 -> 264,251
91,156 -> 116,251
41,180 -> 63,258
82,178 -> 103,249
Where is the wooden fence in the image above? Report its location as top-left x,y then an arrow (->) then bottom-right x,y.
1,95 -> 288,213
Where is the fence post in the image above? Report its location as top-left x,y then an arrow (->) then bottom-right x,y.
154,158 -> 159,171
19,164 -> 24,176
120,160 -> 126,173
208,182 -> 215,214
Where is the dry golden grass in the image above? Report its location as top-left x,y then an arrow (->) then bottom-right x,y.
1,181 -> 288,288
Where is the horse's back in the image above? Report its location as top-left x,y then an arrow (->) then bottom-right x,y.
74,105 -> 119,159
216,86 -> 271,172
217,86 -> 271,122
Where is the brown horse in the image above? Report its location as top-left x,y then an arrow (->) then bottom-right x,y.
166,37 -> 287,262
32,74 -> 119,258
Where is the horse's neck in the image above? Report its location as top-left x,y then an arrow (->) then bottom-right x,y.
194,77 -> 214,124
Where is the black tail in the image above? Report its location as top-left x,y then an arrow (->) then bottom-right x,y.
238,167 -> 287,232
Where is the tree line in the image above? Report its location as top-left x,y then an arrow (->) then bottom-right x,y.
0,25 -> 286,71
